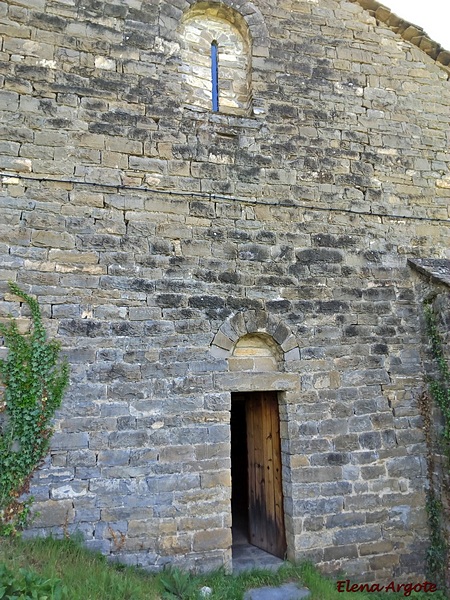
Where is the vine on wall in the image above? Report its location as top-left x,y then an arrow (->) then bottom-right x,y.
422,301 -> 450,589
0,282 -> 69,535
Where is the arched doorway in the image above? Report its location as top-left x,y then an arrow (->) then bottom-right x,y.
210,310 -> 301,567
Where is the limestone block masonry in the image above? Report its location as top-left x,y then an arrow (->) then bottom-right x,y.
0,0 -> 450,583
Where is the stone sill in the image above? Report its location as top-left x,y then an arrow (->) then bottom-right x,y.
213,372 -> 299,392
182,105 -> 264,128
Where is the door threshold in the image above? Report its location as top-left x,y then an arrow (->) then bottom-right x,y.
232,542 -> 285,574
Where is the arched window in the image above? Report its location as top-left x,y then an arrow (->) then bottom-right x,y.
211,40 -> 219,112
179,3 -> 252,116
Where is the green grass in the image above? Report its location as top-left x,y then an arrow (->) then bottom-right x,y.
0,536 -> 446,600
0,536 -> 160,600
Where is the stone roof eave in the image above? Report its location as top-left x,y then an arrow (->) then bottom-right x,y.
349,0 -> 450,78
408,258 -> 450,288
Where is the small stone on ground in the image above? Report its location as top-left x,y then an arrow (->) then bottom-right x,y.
244,582 -> 310,600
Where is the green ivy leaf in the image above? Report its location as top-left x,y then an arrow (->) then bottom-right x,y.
0,283 -> 69,535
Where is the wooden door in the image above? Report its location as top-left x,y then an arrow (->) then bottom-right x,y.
246,392 -> 286,558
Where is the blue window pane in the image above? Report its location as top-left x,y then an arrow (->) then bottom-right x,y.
211,41 -> 219,112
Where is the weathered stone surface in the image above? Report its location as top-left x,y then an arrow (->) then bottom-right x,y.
31,500 -> 75,527
0,0 -> 448,583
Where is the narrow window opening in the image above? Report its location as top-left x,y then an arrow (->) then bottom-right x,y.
211,40 -> 219,112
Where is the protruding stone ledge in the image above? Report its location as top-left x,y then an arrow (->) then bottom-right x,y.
408,258 -> 450,287
213,372 -> 299,392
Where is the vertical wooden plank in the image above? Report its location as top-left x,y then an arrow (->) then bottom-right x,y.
259,394 -> 269,550
246,396 -> 258,547
254,395 -> 265,548
246,391 -> 286,559
270,393 -> 286,558
263,392 -> 275,554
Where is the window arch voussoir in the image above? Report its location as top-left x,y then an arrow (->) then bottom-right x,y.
179,1 -> 263,116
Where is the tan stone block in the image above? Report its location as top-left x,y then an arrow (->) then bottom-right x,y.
32,230 -> 75,249
124,536 -> 154,552
158,534 -> 192,555
179,516 -> 224,531
160,445 -> 195,462
101,151 -> 128,169
0,317 -> 30,334
185,216 -> 211,226
6,185 -> 26,198
228,357 -> 254,371
195,442 -> 230,461
158,143 -> 173,159
193,528 -> 231,552
128,519 -> 156,537
159,520 -> 178,535
290,455 -> 310,468
60,264 -> 105,275
436,178 -> 450,189
94,56 -> 116,70
201,470 -> 231,488
1,157 -> 31,172
49,250 -> 99,264
253,357 -> 278,371
213,331 -> 234,351
214,372 -> 299,392
145,198 -> 188,215
73,133 -> 105,149
168,161 -> 189,176
23,260 -> 55,272
368,553 -> 399,570
31,500 -> 74,528
234,346 -> 271,357
359,541 -> 394,556
106,137 -> 142,154
330,371 -> 340,389
181,240 -> 212,257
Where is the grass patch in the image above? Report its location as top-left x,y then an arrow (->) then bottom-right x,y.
0,536 -> 446,600
0,536 -> 160,600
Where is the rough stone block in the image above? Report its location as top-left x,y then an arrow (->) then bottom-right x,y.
32,230 -> 76,249
31,500 -> 75,527
324,544 -> 358,560
200,471 -> 231,488
333,525 -> 381,545
386,456 -> 423,478
193,529 -> 231,552
51,432 -> 89,450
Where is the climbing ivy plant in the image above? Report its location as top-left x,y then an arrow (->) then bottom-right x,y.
424,302 -> 450,445
422,300 -> 450,589
0,282 -> 69,535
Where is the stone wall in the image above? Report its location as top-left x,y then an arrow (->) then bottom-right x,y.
1,0 -> 450,582
409,260 -> 450,587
